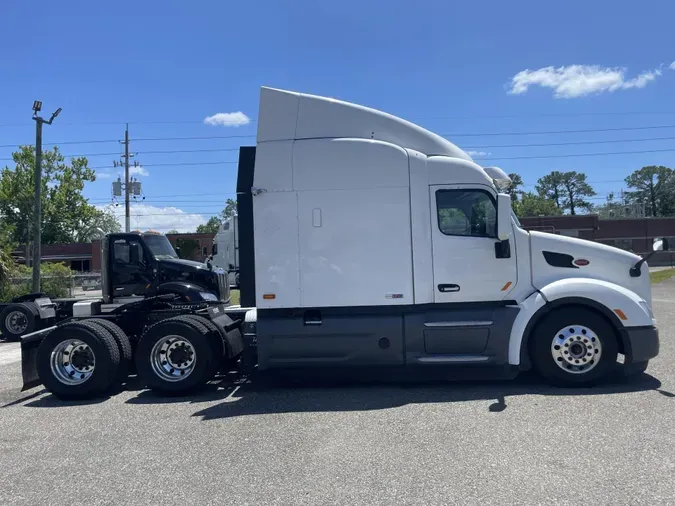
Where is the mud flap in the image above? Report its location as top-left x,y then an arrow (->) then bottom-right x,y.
206,305 -> 244,358
20,326 -> 56,391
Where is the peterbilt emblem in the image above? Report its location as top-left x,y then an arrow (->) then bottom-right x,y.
574,259 -> 590,266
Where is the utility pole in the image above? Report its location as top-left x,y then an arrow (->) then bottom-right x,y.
112,125 -> 142,230
124,124 -> 130,232
31,101 -> 62,293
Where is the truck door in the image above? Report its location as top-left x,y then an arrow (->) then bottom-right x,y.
111,237 -> 153,298
430,185 -> 517,303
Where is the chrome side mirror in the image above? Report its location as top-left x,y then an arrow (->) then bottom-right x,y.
653,238 -> 670,252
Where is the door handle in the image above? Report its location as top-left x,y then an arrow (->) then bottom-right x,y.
438,284 -> 460,293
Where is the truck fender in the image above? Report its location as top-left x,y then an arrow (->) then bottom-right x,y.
508,278 -> 653,367
156,281 -> 211,302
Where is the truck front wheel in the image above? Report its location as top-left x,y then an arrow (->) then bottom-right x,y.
135,317 -> 216,395
530,307 -> 619,387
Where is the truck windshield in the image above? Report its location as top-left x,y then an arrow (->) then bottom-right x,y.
144,235 -> 179,260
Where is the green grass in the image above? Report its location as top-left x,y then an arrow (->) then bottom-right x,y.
230,289 -> 240,305
650,268 -> 675,284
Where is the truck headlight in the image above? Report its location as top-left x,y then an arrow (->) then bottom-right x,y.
199,292 -> 218,301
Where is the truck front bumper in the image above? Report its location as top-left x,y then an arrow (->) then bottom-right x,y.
621,325 -> 659,364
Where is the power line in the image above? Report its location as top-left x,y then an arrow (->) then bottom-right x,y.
462,135 -> 675,149
87,146 -> 675,170
482,147 -> 675,161
90,160 -> 238,170
133,134 -> 255,142
420,111 -> 675,120
5,123 -> 675,150
6,134 -> 675,162
93,191 -> 236,199
6,109 -> 675,128
440,124 -> 675,138
0,139 -> 119,148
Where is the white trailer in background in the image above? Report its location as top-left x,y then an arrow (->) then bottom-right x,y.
211,216 -> 239,288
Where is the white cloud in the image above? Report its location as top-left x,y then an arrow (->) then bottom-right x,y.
96,171 -> 113,179
97,204 -> 208,233
129,165 -> 149,177
508,64 -> 663,98
670,61 -> 675,70
204,111 -> 250,127
466,150 -> 491,157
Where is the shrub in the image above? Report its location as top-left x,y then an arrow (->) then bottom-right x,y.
0,262 -> 72,302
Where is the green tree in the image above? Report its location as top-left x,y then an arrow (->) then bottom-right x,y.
0,223 -> 17,287
560,171 -> 596,215
513,192 -> 562,218
624,165 -> 675,217
535,171 -> 565,210
506,173 -> 524,202
0,146 -> 106,245
594,192 -> 629,219
166,229 -> 179,234
535,170 -> 596,215
196,216 -> 222,234
219,198 -> 237,221
75,206 -> 121,241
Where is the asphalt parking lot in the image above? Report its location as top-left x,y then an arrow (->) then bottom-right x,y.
1,280 -> 675,505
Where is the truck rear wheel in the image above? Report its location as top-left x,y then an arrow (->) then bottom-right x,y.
0,302 -> 38,341
530,307 -> 618,387
36,321 -> 121,400
86,319 -> 133,384
135,316 -> 216,395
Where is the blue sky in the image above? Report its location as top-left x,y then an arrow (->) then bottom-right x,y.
1,0 -> 674,231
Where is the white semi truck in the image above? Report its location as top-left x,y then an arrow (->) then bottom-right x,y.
19,86 -> 667,399
209,216 -> 240,288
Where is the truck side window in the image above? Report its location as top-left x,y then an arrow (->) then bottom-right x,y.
113,240 -> 131,264
436,189 -> 497,238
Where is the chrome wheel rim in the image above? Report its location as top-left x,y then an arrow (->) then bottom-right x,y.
551,325 -> 602,374
150,335 -> 196,382
5,311 -> 28,335
50,339 -> 96,385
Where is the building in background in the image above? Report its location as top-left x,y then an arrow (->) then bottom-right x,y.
10,216 -> 675,272
519,215 -> 675,266
12,232 -> 216,272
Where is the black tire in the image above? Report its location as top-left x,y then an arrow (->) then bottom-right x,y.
530,307 -> 619,387
86,319 -> 133,384
235,273 -> 240,288
135,316 -> 216,395
180,315 -> 226,377
36,320 -> 121,400
623,360 -> 649,377
0,302 -> 38,341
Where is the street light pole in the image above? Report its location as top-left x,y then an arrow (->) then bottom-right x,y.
32,117 -> 43,292
31,101 -> 62,293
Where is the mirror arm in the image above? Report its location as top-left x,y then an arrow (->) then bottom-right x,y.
630,251 -> 656,277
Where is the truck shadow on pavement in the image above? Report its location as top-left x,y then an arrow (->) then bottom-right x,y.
121,368 -> 673,419
13,368 -> 672,411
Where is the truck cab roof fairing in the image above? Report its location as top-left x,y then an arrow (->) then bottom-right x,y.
256,86 -> 473,162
